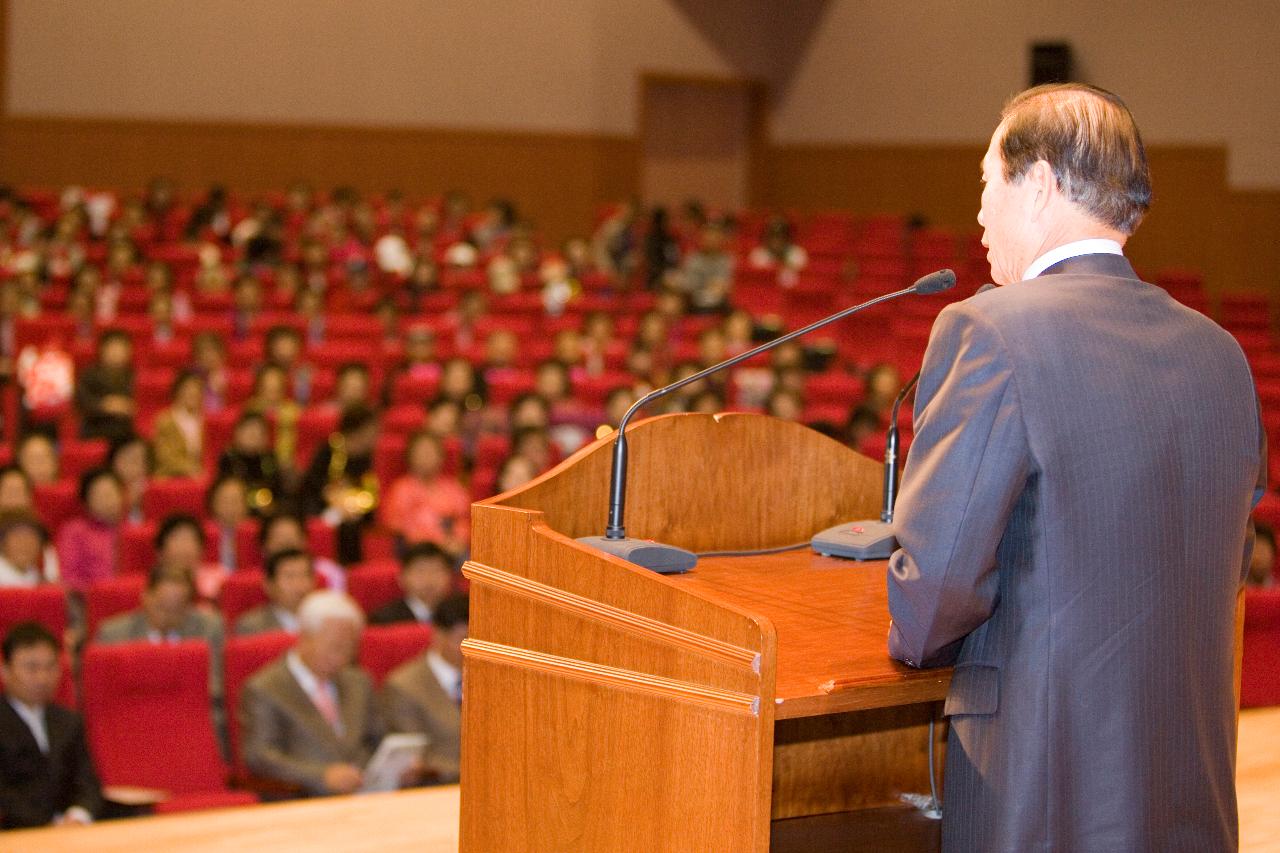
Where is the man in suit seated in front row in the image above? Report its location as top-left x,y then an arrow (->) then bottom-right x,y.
369,542 -> 457,626
382,593 -> 468,784
234,548 -> 318,635
0,622 -> 104,829
240,590 -> 385,797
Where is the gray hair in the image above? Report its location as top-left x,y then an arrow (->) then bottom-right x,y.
297,590 -> 365,635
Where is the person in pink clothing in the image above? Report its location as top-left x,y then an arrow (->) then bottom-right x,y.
54,468 -> 125,593
380,431 -> 470,554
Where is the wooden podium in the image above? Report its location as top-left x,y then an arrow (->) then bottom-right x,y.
459,413 -> 952,852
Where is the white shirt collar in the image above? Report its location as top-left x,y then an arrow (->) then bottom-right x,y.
1022,238 -> 1123,281
426,649 -> 462,701
405,596 -> 432,624
272,606 -> 301,634
8,696 -> 49,753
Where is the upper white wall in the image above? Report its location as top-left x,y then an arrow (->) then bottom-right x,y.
8,0 -> 1279,187
769,1 -> 1280,189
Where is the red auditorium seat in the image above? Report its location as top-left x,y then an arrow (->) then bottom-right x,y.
323,314 -> 383,341
0,585 -> 67,643
487,370 -> 536,406
142,477 -> 210,520
33,480 -> 80,537
1241,588 -> 1280,708
202,408 -> 240,468
346,559 -> 402,616
390,373 -> 441,407
220,571 -> 270,628
223,631 -> 296,781
359,622 -> 432,686
85,575 -> 147,641
81,641 -> 256,812
60,438 -> 110,480
294,407 -> 340,463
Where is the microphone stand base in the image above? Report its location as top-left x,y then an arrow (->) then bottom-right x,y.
577,536 -> 697,574
810,521 -> 897,561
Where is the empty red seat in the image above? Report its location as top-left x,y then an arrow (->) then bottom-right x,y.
81,641 -> 255,812
294,407 -> 340,464
346,559 -> 402,616
223,631 -> 296,781
85,575 -> 147,641
359,622 -> 432,686
142,477 -> 210,521
0,585 -> 67,643
60,438 -> 110,480
220,571 -> 269,629
33,480 -> 80,537
1241,588 -> 1280,708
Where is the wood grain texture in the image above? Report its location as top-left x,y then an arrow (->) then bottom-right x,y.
493,411 -> 884,551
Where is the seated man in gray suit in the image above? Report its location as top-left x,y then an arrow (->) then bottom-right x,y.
234,548 -> 317,635
95,563 -> 226,739
239,590 -> 384,797
381,592 -> 467,783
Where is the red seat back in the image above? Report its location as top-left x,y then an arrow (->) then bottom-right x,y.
81,641 -> 228,793
34,480 -> 80,537
223,632 -> 295,778
85,575 -> 147,641
220,571 -> 269,629
359,623 -> 433,686
0,585 -> 67,642
60,438 -> 109,481
1242,588 -> 1280,708
142,477 -> 209,521
346,559 -> 402,616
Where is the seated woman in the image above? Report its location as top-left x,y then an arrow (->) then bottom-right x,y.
14,432 -> 60,487
152,370 -> 207,478
217,411 -> 285,518
244,362 -> 301,481
380,431 -> 470,555
107,434 -> 152,525
56,468 -> 126,593
300,405 -> 380,565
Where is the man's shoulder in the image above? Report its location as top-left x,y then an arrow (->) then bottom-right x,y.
370,599 -> 412,625
244,655 -> 293,693
234,606 -> 277,633
384,653 -> 429,691
337,664 -> 376,695
95,610 -> 145,642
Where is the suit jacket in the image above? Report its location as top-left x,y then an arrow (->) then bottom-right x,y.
381,653 -> 461,783
369,598 -> 423,627
239,656 -> 384,795
234,605 -> 290,636
887,255 -> 1265,852
0,696 -> 104,829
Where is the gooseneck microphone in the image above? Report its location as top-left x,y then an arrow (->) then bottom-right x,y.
813,281 -> 991,560
578,269 -> 957,573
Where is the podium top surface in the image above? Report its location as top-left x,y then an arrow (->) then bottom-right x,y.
668,549 -> 951,719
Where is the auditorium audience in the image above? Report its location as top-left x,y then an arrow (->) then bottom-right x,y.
382,593 -> 468,784
258,513 -> 345,591
301,405 -> 380,565
15,432 -> 59,486
95,564 -> 223,648
370,542 -> 457,626
217,411 -> 284,518
246,363 -> 301,471
107,433 -> 152,524
75,330 -> 135,442
56,468 -> 126,593
240,590 -> 384,797
0,623 -> 103,829
676,220 -> 734,314
152,370 -> 207,478
235,549 -> 318,635
0,512 -> 52,587
380,432 -> 470,552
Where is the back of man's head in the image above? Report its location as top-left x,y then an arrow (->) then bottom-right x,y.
998,83 -> 1150,235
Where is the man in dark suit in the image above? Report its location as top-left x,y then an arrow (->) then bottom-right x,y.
381,593 -> 467,783
240,590 -> 385,797
234,548 -> 317,635
369,542 -> 456,626
0,622 -> 104,828
887,83 -> 1265,852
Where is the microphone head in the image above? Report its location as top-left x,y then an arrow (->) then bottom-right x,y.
913,269 -> 957,295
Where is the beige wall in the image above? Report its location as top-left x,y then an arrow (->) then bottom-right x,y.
5,0 -> 771,133
9,2 -> 1279,187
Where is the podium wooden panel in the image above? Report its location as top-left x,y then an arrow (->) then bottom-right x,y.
460,413 -> 950,852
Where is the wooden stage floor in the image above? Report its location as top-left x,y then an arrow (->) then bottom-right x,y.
9,706 -> 1280,852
